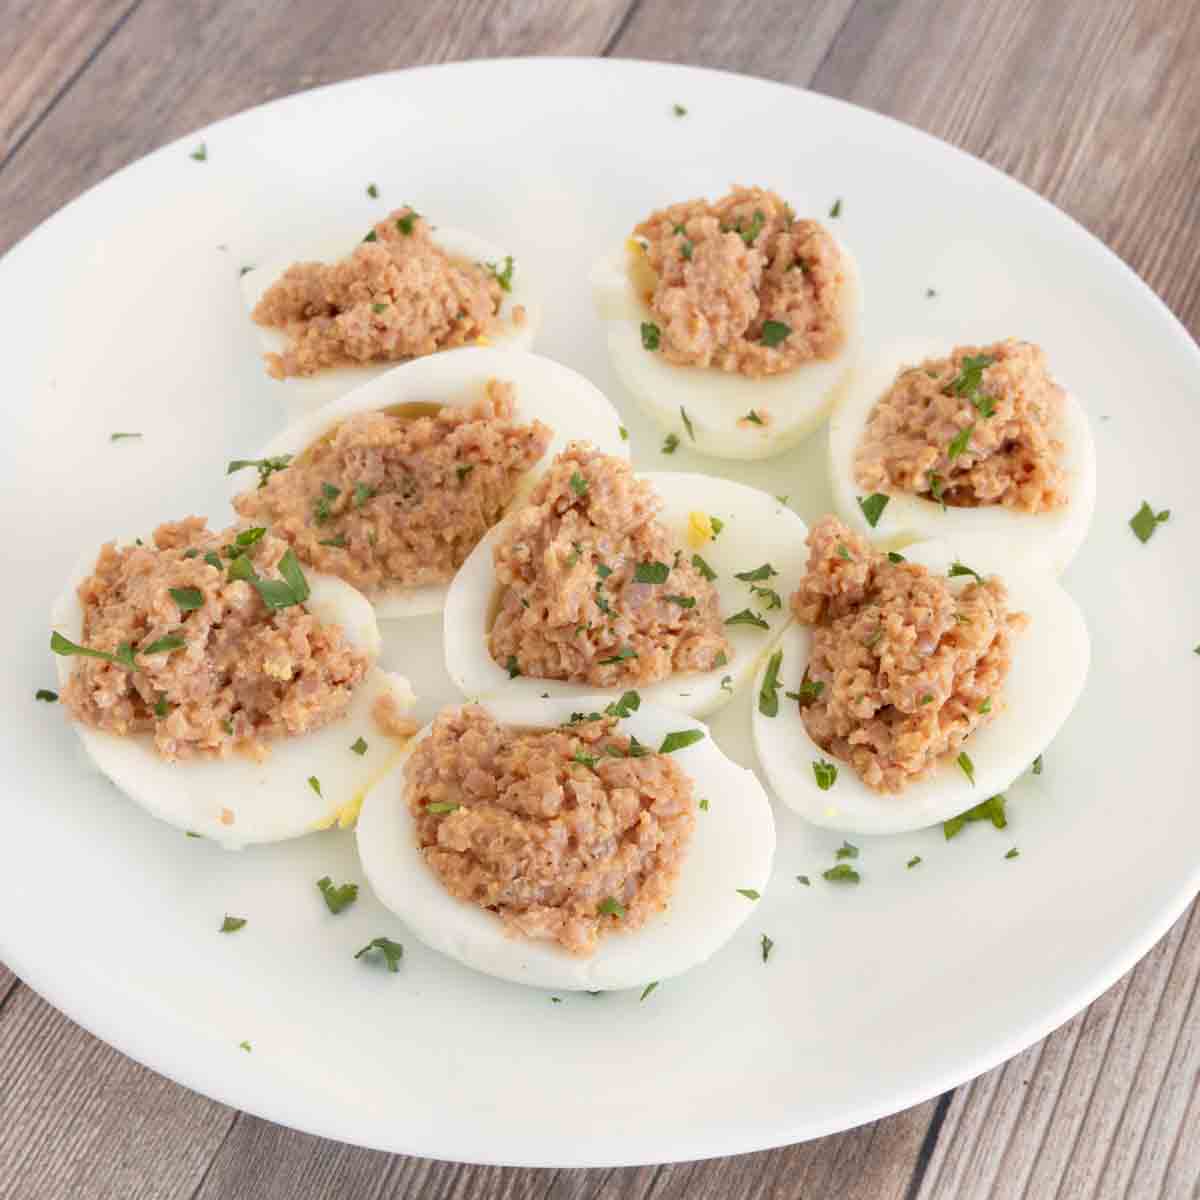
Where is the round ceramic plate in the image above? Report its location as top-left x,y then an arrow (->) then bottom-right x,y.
2,59 -> 1197,1168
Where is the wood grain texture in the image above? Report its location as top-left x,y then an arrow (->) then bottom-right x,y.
3,0 -> 1200,1197
0,0 -> 135,163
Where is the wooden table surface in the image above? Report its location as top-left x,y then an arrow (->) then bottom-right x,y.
3,2 -> 1198,1197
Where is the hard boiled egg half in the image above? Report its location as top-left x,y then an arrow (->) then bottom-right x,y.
356,693 -> 776,991
241,225 -> 540,413
51,544 -> 415,849
590,234 -> 861,461
828,337 -> 1097,573
752,537 -> 1090,835
228,347 -> 628,621
444,474 -> 809,717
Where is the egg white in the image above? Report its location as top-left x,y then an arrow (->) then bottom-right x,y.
356,691 -> 776,991
751,538 -> 1090,835
443,473 -> 808,717
828,337 -> 1097,573
590,233 -> 862,461
51,543 -> 417,849
241,226 -> 540,413
229,347 -> 629,621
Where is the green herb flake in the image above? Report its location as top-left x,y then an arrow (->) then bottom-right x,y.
618,425 -> 629,441
599,646 -> 638,665
823,863 -> 859,883
1032,754 -> 1044,775
318,534 -> 347,548
640,321 -> 661,351
699,797 -> 710,811
569,472 -> 589,497
725,609 -> 769,629
662,432 -> 680,455
785,670 -> 825,708
350,736 -> 368,756
948,560 -> 984,585
812,758 -> 838,791
1129,501 -> 1170,543
153,696 -> 169,718
1005,847 -> 1020,860
640,981 -> 659,1002
943,794 -> 1007,839
857,493 -> 890,528
887,551 -> 906,563
829,197 -> 842,218
907,856 -> 922,869
486,255 -> 514,292
737,888 -> 760,901
35,689 -> 58,702
604,690 -> 641,719
759,649 -> 784,717
239,1040 -> 252,1052
190,143 -> 207,162
355,936 -> 403,972
978,696 -> 992,714
735,563 -> 778,582
760,320 -> 791,348
598,897 -> 625,918
505,655 -> 521,679
660,729 -> 705,754
797,875 -> 811,886
743,409 -> 765,426
672,103 -> 687,116
835,841 -> 859,860
220,915 -> 247,933
169,586 -> 204,611
396,210 -> 419,236
353,483 -> 376,508
235,527 -> 266,548
367,183 -> 379,198
709,516 -> 725,538
761,933 -> 774,963
947,422 -> 976,462
371,302 -> 388,314
227,555 -> 257,583
691,553 -> 717,581
634,561 -> 670,584
110,431 -> 143,442
956,751 -> 976,785
666,593 -> 696,608
571,749 -> 599,771
928,472 -> 947,511
426,802 -> 461,815
140,635 -> 186,657
737,210 -> 766,246
227,454 -> 293,488
363,229 -> 378,243
204,551 -> 223,570
316,875 -> 358,915
251,548 -> 310,611
680,406 -> 696,441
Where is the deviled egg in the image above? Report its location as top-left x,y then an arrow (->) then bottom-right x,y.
444,443 -> 809,717
356,693 -> 776,991
752,516 -> 1089,835
829,337 -> 1096,573
241,207 -> 540,412
50,517 -> 416,848
591,185 -> 861,460
227,348 -> 628,621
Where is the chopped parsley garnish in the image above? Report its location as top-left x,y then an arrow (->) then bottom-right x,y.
666,594 -> 695,608
907,856 -> 922,869
353,483 -> 376,508
110,431 -> 142,442
660,729 -> 705,754
227,453 -> 293,488
640,981 -> 659,1002
1129,502 -> 1170,543
760,320 -> 791,348
735,563 -> 778,582
454,464 -> 475,486
823,863 -> 859,883
239,1040 -> 252,1052
720,675 -> 732,692
505,655 -> 521,678
426,802 -> 461,815
355,936 -> 403,972
691,553 -> 717,581
887,551 -> 906,563
713,650 -> 728,667
604,690 -> 641,719
750,585 -> 781,610
812,758 -> 838,790
220,916 -> 246,933
829,197 -> 842,218
943,794 -> 1007,839
307,776 -> 322,797
836,543 -> 852,561
835,841 -> 859,860
634,561 -> 670,584
1032,754 -> 1044,775
486,255 -> 514,292
190,143 -> 207,162
227,554 -> 257,583
252,549 -> 310,610
35,689 -> 57,702
599,647 -> 637,665
204,551 -> 223,570
737,210 -> 765,245
857,493 -> 890,528
169,587 -> 204,611
920,693 -> 934,705
316,875 -> 358,915
699,797 -> 710,811
956,751 -> 976,784
239,265 -> 253,276
947,423 -> 975,462
680,406 -> 695,441
318,534 -> 347,548
758,649 -> 783,717
396,210 -> 419,235
571,749 -> 599,771
725,609 -> 769,629
236,527 -> 266,548
363,229 -> 378,242
618,425 -> 629,441
350,737 -> 368,756
928,472 -> 947,510
142,635 -> 186,656
761,933 -> 774,963
640,322 -> 661,351
672,103 -> 687,116
737,888 -> 760,901
796,875 -> 811,886
598,897 -> 625,918
709,516 -> 725,538
153,696 -> 169,718
367,183 -> 379,198
313,481 -> 341,524
569,472 -> 589,497
680,238 -> 694,260
1005,847 -> 1020,860
371,302 -> 388,314
978,697 -> 992,714
743,410 -> 765,425
947,354 -> 995,416
948,561 -> 984,585
662,432 -> 680,454
785,669 -> 824,708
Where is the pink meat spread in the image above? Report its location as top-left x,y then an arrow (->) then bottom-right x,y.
489,443 -> 731,687
60,517 -> 368,761
406,705 -> 696,955
854,339 -> 1068,512
791,516 -> 1027,793
631,185 -> 847,377
233,381 -> 551,595
252,208 -> 505,378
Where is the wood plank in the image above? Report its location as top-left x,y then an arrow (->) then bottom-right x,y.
0,0 -> 134,163
0,982 -> 235,1200
0,0 -> 636,255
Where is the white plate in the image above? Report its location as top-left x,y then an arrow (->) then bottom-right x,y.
1,58 -> 1197,1168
